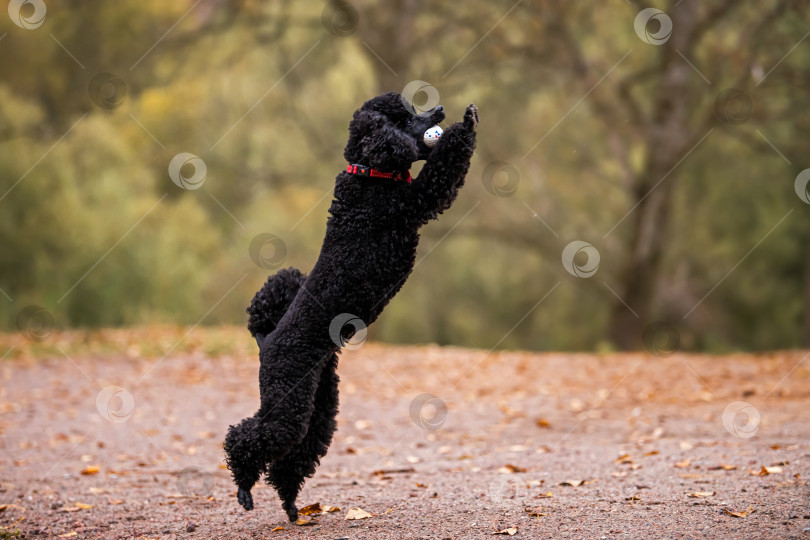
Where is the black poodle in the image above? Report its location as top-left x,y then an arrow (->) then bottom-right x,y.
224,91 -> 478,521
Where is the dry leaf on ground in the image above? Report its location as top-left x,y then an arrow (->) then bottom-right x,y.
687,491 -> 715,498
321,505 -> 340,513
297,503 -> 322,516
295,518 -> 316,526
753,465 -> 783,476
493,527 -> 518,535
708,464 -> 737,471
498,464 -> 527,474
80,465 -> 100,475
559,479 -> 587,487
271,526 -> 284,531
525,507 -> 547,517
57,532 -> 77,538
724,505 -> 754,518
345,507 -> 373,520
674,459 -> 691,468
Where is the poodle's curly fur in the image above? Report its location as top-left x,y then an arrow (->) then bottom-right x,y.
224,91 -> 478,521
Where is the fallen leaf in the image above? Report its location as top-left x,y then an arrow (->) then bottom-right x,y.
708,464 -> 737,471
559,479 -> 586,487
108,498 -> 124,505
687,491 -> 715,498
626,495 -> 642,501
321,505 -> 340,513
498,464 -> 527,474
753,465 -> 782,476
271,526 -> 284,531
535,418 -> 551,428
525,507 -> 547,517
674,459 -> 691,468
415,483 -> 428,488
615,454 -> 632,464
297,503 -> 322,516
723,505 -> 754,518
295,518 -> 316,526
770,461 -> 789,467
80,465 -> 100,475
75,503 -> 93,509
536,492 -> 553,498
88,487 -> 105,494
611,471 -> 627,478
58,532 -> 77,538
372,467 -> 414,476
643,450 -> 660,457
345,507 -> 373,520
493,527 -> 518,535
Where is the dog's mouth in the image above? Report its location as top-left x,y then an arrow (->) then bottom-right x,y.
412,106 -> 445,159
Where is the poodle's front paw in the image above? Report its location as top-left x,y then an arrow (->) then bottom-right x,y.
237,487 -> 254,511
463,104 -> 479,131
283,501 -> 298,522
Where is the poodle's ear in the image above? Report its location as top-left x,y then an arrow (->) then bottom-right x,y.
344,109 -> 418,170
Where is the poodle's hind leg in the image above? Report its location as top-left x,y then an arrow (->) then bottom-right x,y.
247,267 -> 307,345
265,353 -> 340,521
223,416 -> 269,510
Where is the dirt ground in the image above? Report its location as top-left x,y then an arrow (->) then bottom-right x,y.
0,327 -> 808,539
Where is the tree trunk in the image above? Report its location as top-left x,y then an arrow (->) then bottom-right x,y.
608,0 -> 701,349
361,0 -> 420,93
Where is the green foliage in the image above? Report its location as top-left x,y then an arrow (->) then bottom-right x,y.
0,0 -> 808,351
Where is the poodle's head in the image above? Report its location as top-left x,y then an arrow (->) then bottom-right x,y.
343,91 -> 445,171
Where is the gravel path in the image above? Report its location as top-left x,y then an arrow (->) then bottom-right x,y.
0,328 -> 808,539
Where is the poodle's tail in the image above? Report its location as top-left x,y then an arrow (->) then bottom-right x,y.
247,267 -> 306,347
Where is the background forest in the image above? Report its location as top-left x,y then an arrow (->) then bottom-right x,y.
1,0 -> 809,351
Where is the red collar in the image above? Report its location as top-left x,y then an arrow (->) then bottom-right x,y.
347,163 -> 411,184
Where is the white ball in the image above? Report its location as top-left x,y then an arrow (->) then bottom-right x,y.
423,125 -> 443,147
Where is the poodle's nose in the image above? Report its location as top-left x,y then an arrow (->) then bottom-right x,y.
431,105 -> 445,122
